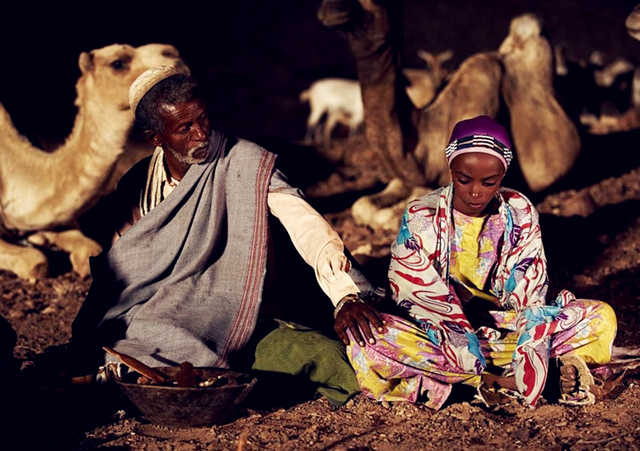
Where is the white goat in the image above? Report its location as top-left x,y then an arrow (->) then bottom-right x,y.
300,78 -> 363,144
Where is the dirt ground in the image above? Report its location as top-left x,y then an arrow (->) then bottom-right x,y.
1,131 -> 640,451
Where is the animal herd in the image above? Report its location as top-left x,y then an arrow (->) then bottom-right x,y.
0,1 -> 639,281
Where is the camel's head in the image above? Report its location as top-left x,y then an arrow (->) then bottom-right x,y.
627,4 -> 640,41
318,0 -> 361,28
417,49 -> 454,82
318,0 -> 398,61
318,0 -> 392,29
498,14 -> 553,76
498,14 -> 542,54
75,43 -> 190,113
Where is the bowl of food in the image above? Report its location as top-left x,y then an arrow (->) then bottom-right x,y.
116,363 -> 257,428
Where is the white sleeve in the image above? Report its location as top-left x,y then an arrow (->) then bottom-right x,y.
267,191 -> 360,306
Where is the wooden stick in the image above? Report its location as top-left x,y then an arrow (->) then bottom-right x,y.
103,346 -> 170,384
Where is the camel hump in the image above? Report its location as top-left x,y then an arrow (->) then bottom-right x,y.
627,4 -> 640,40
499,13 -> 580,192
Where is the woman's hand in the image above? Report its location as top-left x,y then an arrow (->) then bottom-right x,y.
334,300 -> 386,347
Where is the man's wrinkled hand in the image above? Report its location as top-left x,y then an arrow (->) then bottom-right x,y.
334,301 -> 386,347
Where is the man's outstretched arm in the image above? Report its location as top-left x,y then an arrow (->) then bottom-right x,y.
267,191 -> 385,346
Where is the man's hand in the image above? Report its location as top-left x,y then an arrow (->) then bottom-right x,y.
334,301 -> 386,347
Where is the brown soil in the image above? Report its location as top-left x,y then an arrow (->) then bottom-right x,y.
1,135 -> 640,451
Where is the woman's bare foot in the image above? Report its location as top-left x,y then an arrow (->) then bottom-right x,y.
482,373 -> 517,391
555,355 -> 596,405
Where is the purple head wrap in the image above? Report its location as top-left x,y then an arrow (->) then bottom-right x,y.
445,116 -> 513,170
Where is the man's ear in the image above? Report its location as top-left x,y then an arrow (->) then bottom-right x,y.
143,130 -> 163,148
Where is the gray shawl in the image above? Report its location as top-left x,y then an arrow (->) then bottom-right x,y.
73,131 -> 277,368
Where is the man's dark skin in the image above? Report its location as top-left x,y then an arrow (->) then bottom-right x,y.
144,97 -> 212,180
144,94 -> 389,351
335,301 -> 386,348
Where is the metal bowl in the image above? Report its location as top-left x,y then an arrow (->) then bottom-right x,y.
116,367 -> 257,428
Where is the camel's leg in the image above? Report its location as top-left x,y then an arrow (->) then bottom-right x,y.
351,178 -> 430,232
0,238 -> 49,281
28,230 -> 102,277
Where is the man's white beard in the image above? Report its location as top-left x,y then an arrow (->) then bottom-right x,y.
165,140 -> 211,165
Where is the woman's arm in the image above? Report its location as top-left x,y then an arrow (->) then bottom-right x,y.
389,208 -> 485,375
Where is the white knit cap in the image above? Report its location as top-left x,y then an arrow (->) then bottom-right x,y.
129,66 -> 180,113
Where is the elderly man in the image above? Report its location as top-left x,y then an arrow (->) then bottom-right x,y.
72,66 -> 383,405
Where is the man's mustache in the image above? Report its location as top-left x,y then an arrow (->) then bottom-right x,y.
190,142 -> 210,153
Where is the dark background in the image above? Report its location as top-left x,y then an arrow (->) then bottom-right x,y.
1,0 -> 639,147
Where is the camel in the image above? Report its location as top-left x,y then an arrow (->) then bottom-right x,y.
626,3 -> 640,40
578,59 -> 640,134
0,43 -> 188,281
499,13 -> 581,193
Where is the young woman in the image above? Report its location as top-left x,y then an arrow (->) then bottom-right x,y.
343,116 -> 617,409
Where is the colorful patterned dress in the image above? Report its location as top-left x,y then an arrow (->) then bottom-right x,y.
347,185 -> 616,409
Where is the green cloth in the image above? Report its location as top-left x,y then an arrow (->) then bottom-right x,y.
251,322 -> 360,406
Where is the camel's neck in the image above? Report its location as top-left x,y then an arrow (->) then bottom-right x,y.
61,98 -> 131,182
345,5 -> 425,186
503,41 -> 555,92
347,7 -> 400,90
0,92 -> 133,231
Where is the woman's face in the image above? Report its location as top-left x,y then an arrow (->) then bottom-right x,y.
450,152 -> 505,217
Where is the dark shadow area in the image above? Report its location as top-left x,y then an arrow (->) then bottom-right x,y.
256,137 -> 339,191
541,199 -> 640,274
244,370 -> 322,410
567,128 -> 640,188
265,215 -> 339,337
1,379 -> 129,451
541,201 -> 640,295
37,247 -> 73,278
307,182 -> 389,214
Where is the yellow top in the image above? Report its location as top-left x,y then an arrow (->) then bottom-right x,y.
450,210 -> 498,303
